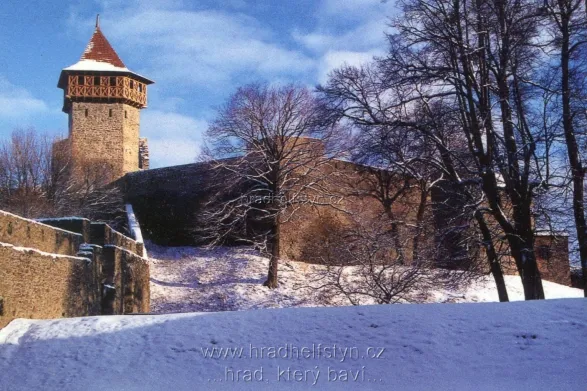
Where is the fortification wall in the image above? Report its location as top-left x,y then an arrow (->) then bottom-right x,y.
120,152 -> 570,285
0,210 -> 83,255
101,246 -> 150,315
119,162 -> 216,245
36,217 -> 91,243
535,235 -> 571,286
0,210 -> 150,328
90,222 -> 144,257
0,243 -> 98,328
279,159 -> 435,264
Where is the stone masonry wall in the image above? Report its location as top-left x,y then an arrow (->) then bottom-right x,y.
69,101 -> 140,180
119,162 -> 216,245
0,243 -> 98,328
139,137 -> 149,170
90,222 -> 144,257
122,105 -> 140,175
36,217 -> 91,243
0,210 -> 149,328
0,210 -> 83,255
101,246 -> 150,315
535,235 -> 571,286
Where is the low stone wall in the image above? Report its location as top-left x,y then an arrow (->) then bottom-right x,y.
91,222 -> 143,257
0,209 -> 150,328
36,217 -> 91,243
0,210 -> 83,256
101,246 -> 150,315
0,243 -> 98,328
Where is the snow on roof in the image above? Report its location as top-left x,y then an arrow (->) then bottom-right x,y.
79,25 -> 126,68
63,59 -> 130,73
59,22 -> 153,85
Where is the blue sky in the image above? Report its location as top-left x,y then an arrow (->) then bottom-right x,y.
0,0 -> 396,168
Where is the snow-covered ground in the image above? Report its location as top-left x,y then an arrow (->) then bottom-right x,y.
148,243 -> 584,314
0,299 -> 585,390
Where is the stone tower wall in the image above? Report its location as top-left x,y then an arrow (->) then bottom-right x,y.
69,102 -> 140,179
139,137 -> 150,170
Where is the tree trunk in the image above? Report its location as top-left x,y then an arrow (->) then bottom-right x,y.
382,203 -> 406,265
491,3 -> 544,300
475,211 -> 509,302
509,232 -> 545,300
412,185 -> 428,265
263,213 -> 280,289
559,9 -> 587,297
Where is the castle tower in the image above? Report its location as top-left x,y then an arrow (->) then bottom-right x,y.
57,15 -> 153,181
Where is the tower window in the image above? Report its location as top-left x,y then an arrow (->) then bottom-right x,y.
85,109 -> 88,117
78,75 -> 84,85
110,77 -> 116,86
130,80 -> 134,89
109,109 -> 113,117
94,76 -> 100,86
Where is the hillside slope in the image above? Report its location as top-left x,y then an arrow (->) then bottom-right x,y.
148,244 -> 583,313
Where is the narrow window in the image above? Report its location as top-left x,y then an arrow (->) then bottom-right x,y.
94,76 -> 100,85
130,80 -> 134,89
85,108 -> 88,117
125,110 -> 127,118
78,75 -> 84,85
110,77 -> 116,86
109,109 -> 113,117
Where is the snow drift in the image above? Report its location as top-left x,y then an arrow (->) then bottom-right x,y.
0,299 -> 585,390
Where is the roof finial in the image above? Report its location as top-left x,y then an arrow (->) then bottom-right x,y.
96,14 -> 100,28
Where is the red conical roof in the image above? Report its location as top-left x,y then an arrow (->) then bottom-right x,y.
79,25 -> 126,68
58,16 -> 154,89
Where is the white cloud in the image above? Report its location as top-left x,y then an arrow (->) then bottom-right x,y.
141,110 -> 207,168
293,20 -> 388,53
70,8 -> 315,89
147,138 -> 201,168
319,0 -> 395,19
291,0 -> 394,83
0,77 -> 48,118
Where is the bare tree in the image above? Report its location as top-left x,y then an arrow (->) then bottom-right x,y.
0,128 -> 125,228
304,216 -> 432,305
543,0 -> 587,295
200,83 -> 339,288
0,129 -> 54,217
318,65 -> 509,301
318,0 -> 563,300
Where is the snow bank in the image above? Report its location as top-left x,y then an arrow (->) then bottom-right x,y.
0,300 -> 585,390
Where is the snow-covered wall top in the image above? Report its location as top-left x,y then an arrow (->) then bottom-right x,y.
125,204 -> 147,258
0,210 -> 83,256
